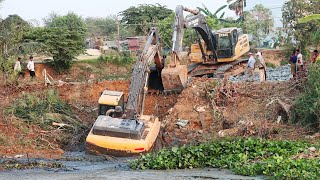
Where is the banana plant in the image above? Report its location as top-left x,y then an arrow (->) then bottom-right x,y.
298,14 -> 320,24
197,4 -> 227,19
297,0 -> 320,23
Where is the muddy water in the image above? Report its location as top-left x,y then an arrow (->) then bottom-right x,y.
0,152 -> 263,180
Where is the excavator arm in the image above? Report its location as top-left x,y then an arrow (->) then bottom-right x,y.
162,5 -> 218,93
170,5 -> 218,64
125,27 -> 162,119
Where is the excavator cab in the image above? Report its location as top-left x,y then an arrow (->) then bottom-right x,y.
98,90 -> 125,116
189,27 -> 249,64
216,28 -> 250,62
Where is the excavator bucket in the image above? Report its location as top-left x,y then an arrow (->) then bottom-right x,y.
161,64 -> 188,93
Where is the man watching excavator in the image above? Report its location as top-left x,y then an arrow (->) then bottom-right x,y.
246,52 -> 256,81
256,51 -> 266,81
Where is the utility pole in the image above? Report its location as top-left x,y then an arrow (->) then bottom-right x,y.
117,17 -> 120,51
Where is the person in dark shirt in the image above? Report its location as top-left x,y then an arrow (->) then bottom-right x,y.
311,50 -> 319,64
289,50 -> 297,79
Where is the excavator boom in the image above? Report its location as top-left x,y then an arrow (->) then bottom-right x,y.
126,27 -> 161,119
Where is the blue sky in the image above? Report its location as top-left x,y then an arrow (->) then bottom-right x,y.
1,0 -> 285,27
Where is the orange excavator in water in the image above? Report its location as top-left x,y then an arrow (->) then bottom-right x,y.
86,27 -> 163,156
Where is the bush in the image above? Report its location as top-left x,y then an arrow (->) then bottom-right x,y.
5,89 -> 84,130
98,51 -> 134,65
291,64 -> 320,130
265,62 -> 276,68
131,138 -> 320,179
0,57 -> 19,84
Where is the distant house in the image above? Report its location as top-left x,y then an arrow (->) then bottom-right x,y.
127,37 -> 140,51
127,36 -> 146,51
85,38 -> 95,49
106,41 -> 118,50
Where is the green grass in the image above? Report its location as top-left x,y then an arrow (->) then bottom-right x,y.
265,62 -> 276,68
76,58 -> 99,64
131,138 -> 320,179
5,89 -> 75,129
280,60 -> 288,66
4,89 -> 87,146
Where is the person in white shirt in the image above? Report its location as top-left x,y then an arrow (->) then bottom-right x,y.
246,52 -> 256,81
296,49 -> 304,78
27,56 -> 35,79
256,52 -> 266,81
14,57 -> 23,79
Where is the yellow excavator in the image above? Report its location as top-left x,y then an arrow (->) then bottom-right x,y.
86,27 -> 163,156
161,5 -> 250,92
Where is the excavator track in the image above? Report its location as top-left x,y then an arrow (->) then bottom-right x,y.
188,59 -> 248,79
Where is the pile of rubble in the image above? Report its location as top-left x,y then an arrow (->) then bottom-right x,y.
229,64 -> 291,82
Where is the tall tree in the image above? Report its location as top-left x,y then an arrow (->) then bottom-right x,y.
119,4 -> 173,34
158,13 -> 196,49
24,13 -> 87,72
85,16 -> 117,38
85,16 -> 136,41
282,0 -> 320,49
0,15 -> 30,56
243,4 -> 274,47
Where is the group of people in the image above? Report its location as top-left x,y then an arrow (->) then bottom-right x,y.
12,56 -> 36,80
246,51 -> 266,81
290,49 -> 319,79
246,48 -> 319,81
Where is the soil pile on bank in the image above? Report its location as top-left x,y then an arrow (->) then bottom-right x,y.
162,79 -> 312,147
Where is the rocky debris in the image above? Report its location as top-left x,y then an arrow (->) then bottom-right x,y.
218,120 -> 255,138
229,64 -> 291,82
162,78 -> 215,146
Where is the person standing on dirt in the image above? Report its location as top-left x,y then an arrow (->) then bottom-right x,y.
27,56 -> 35,79
161,55 -> 166,68
296,49 -> 304,76
256,52 -> 266,81
14,57 -> 23,79
289,50 -> 297,79
246,52 -> 256,81
1,61 -> 6,81
310,50 -> 319,64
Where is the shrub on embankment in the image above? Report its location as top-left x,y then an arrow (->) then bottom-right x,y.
130,138 -> 320,179
5,89 -> 87,147
291,64 -> 320,131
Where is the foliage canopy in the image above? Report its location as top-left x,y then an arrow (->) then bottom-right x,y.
119,4 -> 173,34
24,13 -> 87,72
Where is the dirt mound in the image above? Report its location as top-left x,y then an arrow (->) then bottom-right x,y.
162,79 -> 311,147
259,49 -> 287,67
162,78 -> 216,146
